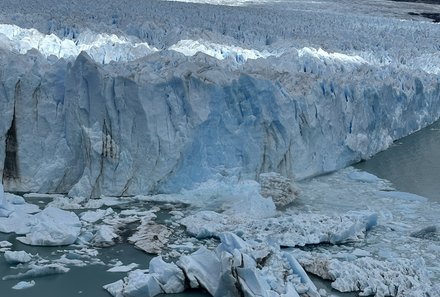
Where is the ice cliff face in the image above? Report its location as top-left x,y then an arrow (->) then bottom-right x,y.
0,0 -> 440,197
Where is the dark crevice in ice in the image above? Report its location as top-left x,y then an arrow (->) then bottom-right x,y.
2,106 -> 19,181
392,0 -> 440,4
408,11 -> 440,22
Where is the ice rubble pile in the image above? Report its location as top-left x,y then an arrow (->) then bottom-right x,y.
0,205 -> 81,246
0,0 -> 440,197
294,250 -> 440,297
1,168 -> 440,296
104,232 -> 320,297
104,230 -> 440,297
180,210 -> 377,246
259,172 -> 299,208
0,183 -> 82,246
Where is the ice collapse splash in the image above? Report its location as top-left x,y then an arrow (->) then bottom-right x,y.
0,1 -> 440,197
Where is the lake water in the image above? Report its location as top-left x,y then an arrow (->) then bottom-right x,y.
356,119 -> 440,203
0,228 -> 211,297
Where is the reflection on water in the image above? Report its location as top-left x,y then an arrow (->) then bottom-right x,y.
356,119 -> 440,203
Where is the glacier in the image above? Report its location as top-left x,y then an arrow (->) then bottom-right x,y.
0,0 -> 439,197
1,1 -> 440,294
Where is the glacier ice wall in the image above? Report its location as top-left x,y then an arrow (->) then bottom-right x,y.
0,0 -> 439,197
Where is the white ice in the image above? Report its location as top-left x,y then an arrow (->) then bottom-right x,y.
16,207 -> 81,246
169,39 -> 280,63
0,241 -> 12,248
79,208 -> 114,223
12,280 -> 35,290
2,263 -> 69,280
4,251 -> 33,264
105,232 -> 320,296
0,24 -> 158,64
294,250 -> 440,297
107,263 -> 139,273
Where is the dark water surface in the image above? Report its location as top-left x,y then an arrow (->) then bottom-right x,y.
0,231 -> 210,297
356,119 -> 440,203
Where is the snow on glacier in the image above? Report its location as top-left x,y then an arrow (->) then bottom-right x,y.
0,24 -> 158,63
169,39 -> 281,63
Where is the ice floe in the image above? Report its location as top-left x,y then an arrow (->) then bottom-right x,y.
1,167 -> 440,296
107,263 -> 139,273
2,263 -> 70,280
12,280 -> 35,290
4,251 -> 33,264
0,241 -> 13,248
16,207 -> 81,246
90,225 -> 120,247
79,208 -> 114,223
128,220 -> 172,254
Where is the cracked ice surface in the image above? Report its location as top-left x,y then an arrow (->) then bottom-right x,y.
293,167 -> 440,289
293,250 -> 440,297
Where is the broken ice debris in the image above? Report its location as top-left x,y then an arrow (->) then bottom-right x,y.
4,251 -> 33,264
2,264 -> 70,280
12,280 -> 35,290
16,207 -> 81,246
181,210 -> 377,246
128,220 -> 172,254
259,172 -> 299,208
107,263 -> 139,273
294,250 -> 440,297
105,232 -> 319,297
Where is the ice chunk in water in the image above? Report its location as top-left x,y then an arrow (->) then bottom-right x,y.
4,251 -> 33,264
12,280 -> 35,290
149,256 -> 185,293
16,207 -> 81,246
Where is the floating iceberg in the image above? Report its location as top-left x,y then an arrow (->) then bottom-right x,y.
12,280 -> 35,290
2,263 -> 70,280
4,251 -> 33,264
107,263 -> 139,273
16,207 -> 81,246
